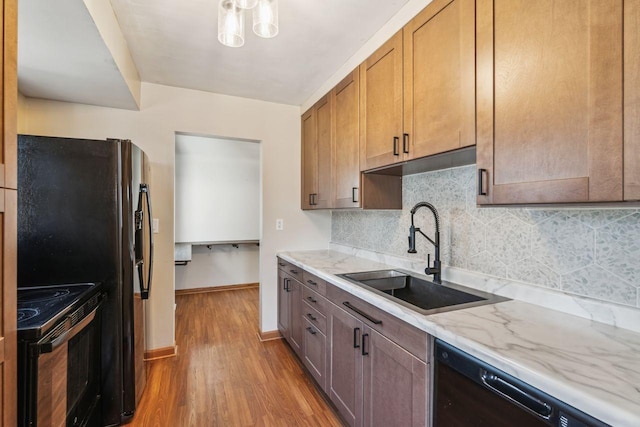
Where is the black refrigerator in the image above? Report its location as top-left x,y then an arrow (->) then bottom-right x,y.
17,135 -> 154,426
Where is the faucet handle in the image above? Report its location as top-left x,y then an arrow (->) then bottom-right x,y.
427,253 -> 431,268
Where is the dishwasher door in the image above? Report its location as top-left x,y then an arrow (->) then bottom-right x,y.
433,340 -> 609,427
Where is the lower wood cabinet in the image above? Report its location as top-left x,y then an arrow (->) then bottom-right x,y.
276,268 -> 303,358
277,258 -> 429,427
327,303 -> 427,427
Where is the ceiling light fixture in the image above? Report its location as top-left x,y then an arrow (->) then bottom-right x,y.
218,0 -> 279,48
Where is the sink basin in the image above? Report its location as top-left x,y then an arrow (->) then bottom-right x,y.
338,270 -> 508,315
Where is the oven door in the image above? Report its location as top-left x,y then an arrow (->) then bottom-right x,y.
30,302 -> 102,427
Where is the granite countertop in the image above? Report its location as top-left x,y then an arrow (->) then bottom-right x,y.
278,249 -> 640,427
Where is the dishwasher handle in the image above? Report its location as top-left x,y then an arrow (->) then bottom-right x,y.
480,369 -> 552,420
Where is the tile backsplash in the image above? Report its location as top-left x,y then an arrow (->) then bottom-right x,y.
332,165 -> 640,309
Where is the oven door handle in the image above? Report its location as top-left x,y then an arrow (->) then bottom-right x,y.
39,306 -> 99,354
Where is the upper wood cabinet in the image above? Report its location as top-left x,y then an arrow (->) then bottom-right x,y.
403,0 -> 475,160
359,32 -> 404,171
625,0 -> 640,201
332,70 -> 361,208
301,95 -> 332,209
0,0 -> 17,425
476,0 -> 624,205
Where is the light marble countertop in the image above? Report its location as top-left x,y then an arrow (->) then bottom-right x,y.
278,249 -> 640,427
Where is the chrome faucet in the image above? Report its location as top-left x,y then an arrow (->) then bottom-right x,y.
408,202 -> 441,284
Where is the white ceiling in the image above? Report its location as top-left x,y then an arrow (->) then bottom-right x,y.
18,0 -> 412,108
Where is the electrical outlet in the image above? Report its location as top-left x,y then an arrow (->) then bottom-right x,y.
276,219 -> 284,230
153,218 -> 160,234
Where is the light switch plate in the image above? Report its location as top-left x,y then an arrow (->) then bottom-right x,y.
276,219 -> 284,230
153,218 -> 160,234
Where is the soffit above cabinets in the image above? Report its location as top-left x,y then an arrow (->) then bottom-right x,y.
18,0 -> 141,110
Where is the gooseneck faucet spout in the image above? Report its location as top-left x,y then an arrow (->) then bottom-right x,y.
408,202 -> 441,284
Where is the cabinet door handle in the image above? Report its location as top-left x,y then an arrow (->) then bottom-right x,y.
308,193 -> 313,206
353,327 -> 361,349
478,169 -> 488,196
306,313 -> 317,321
361,333 -> 369,356
306,326 -> 317,335
393,136 -> 400,156
343,301 -> 382,325
352,187 -> 359,203
307,296 -> 317,303
284,278 -> 290,292
307,279 -> 317,286
403,133 -> 409,154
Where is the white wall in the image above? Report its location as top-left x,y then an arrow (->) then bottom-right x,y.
18,82 -> 332,350
175,244 -> 260,290
175,134 -> 260,243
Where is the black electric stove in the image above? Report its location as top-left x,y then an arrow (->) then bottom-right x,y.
18,283 -> 101,340
18,283 -> 104,427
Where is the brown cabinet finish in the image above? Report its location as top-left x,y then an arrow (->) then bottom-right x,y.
625,0 -> 640,201
277,269 -> 290,339
328,304 -> 363,427
362,328 -> 427,427
303,318 -> 327,391
332,69 -> 361,208
403,0 -> 475,160
476,0 -> 624,205
359,31 -> 404,171
0,0 -> 17,423
301,95 -> 332,210
288,278 -> 304,358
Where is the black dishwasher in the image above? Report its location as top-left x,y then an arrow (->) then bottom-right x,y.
433,340 -> 609,427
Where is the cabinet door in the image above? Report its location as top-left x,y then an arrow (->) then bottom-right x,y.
301,96 -> 332,209
403,0 -> 475,160
328,304 -> 363,427
288,278 -> 303,357
277,270 -> 290,338
360,31 -> 404,171
303,319 -> 327,391
301,107 -> 317,209
362,328 -> 427,427
332,70 -> 361,208
625,0 -> 640,201
477,0 -> 623,204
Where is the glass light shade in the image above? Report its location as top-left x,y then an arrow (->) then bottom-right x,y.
253,0 -> 278,38
234,0 -> 258,9
218,0 -> 244,48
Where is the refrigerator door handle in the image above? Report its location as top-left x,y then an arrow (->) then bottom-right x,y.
136,183 -> 154,300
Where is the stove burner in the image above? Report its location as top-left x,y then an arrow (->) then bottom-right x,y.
18,289 -> 71,304
18,308 -> 40,322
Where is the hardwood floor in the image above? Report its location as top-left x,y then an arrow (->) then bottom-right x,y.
129,288 -> 344,426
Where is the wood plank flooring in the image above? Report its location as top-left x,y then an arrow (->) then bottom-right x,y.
129,288 -> 344,426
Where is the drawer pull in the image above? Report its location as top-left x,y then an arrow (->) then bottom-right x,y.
278,262 -> 286,267
306,326 -> 317,335
306,313 -> 317,321
290,269 -> 299,274
343,301 -> 382,325
307,296 -> 317,304
307,280 -> 317,286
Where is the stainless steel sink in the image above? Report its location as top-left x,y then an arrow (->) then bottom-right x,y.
338,270 -> 508,315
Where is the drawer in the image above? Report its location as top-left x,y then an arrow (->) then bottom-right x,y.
303,318 -> 327,391
302,301 -> 327,335
302,286 -> 328,316
276,257 -> 289,271
327,283 -> 428,362
302,270 -> 327,296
